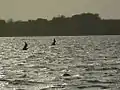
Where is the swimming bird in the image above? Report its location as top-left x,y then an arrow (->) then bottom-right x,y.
22,42 -> 28,50
62,73 -> 71,77
51,38 -> 56,45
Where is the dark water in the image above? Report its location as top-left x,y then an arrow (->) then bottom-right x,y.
0,36 -> 120,90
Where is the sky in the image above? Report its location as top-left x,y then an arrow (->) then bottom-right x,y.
0,0 -> 119,21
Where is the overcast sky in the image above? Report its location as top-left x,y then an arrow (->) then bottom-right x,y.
0,0 -> 119,21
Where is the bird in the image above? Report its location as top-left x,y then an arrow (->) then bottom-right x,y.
51,38 -> 56,45
62,73 -> 71,77
22,42 -> 28,50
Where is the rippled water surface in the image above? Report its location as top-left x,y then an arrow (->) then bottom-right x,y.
0,36 -> 120,90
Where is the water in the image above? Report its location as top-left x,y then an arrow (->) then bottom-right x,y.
0,36 -> 120,90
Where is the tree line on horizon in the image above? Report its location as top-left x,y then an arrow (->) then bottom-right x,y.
0,13 -> 120,36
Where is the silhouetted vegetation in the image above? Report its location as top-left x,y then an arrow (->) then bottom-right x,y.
0,13 -> 120,36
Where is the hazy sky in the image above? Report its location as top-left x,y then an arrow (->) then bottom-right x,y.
0,0 -> 119,21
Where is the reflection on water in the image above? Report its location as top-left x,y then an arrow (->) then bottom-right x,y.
0,36 -> 120,90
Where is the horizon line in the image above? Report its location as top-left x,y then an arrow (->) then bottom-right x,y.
1,12 -> 120,22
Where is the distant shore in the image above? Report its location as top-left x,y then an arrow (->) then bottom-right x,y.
0,13 -> 120,36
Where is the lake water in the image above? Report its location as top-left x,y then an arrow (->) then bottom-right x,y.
0,36 -> 120,90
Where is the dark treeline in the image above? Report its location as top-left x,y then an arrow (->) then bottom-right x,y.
0,13 -> 120,36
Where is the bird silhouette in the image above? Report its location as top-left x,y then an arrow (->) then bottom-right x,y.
51,38 -> 56,45
22,42 -> 28,50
